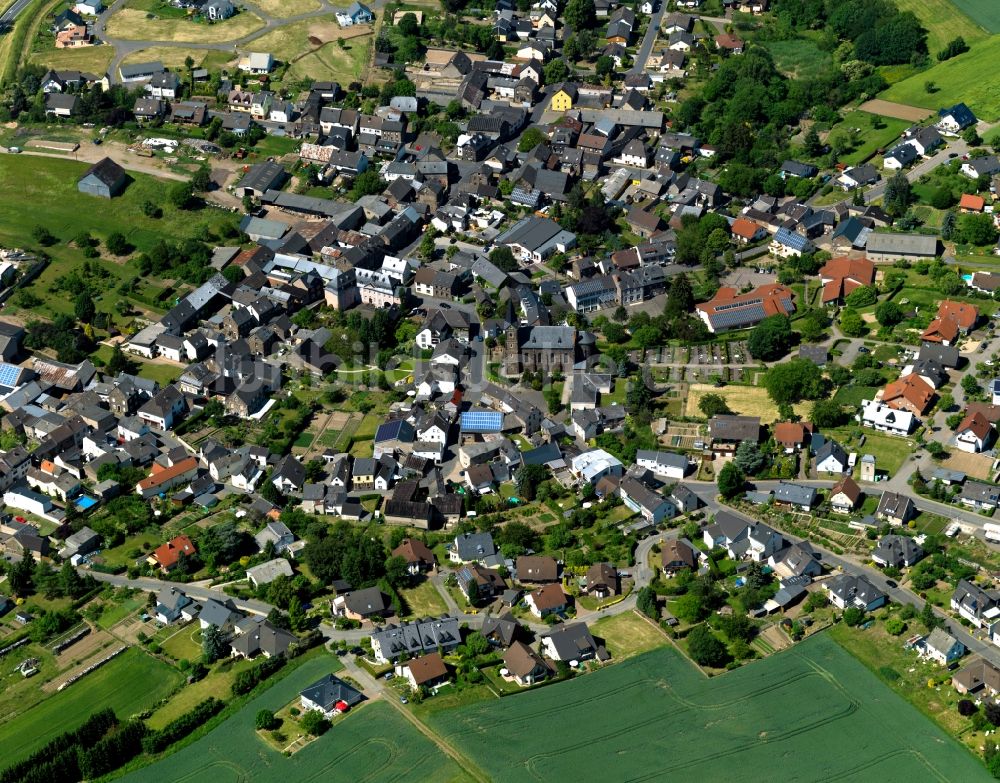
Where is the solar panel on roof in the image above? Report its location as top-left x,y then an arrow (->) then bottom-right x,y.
0,364 -> 21,388
460,411 -> 504,432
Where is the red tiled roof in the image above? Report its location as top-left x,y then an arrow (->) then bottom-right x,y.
731,217 -> 761,239
958,411 -> 992,440
151,535 -> 196,569
960,193 -> 985,211
937,300 -> 978,330
696,283 -> 795,320
882,374 -> 934,414
137,456 -> 198,492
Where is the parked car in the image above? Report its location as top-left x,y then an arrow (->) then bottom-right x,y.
400,696 -> 408,704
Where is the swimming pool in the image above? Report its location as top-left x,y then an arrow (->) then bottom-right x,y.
74,495 -> 99,511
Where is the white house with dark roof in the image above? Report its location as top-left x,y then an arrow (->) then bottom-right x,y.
824,573 -> 886,611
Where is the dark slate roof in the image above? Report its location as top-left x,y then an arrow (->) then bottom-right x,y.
80,157 -> 125,187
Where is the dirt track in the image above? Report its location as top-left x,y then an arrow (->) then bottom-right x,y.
857,99 -> 933,122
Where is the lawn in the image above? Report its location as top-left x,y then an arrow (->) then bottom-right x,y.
832,385 -> 881,407
882,36 -> 1000,121
0,648 -> 183,767
400,578 -> 449,618
685,383 -> 808,423
892,0 -> 988,54
146,656 -> 256,730
589,611 -> 667,659
96,592 -> 148,629
159,623 -> 202,662
284,34 -> 371,85
825,426 -> 914,478
123,657 -> 466,782
0,155 -> 238,318
97,530 -> 161,569
761,38 -> 832,80
105,7 -> 264,42
30,43 -> 114,74
826,110 -> 910,167
427,633 -> 990,782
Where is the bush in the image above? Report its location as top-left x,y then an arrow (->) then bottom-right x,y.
232,656 -> 286,696
299,710 -> 330,737
884,617 -> 906,635
842,607 -> 865,626
958,699 -> 978,717
141,698 -> 224,754
878,666 -> 901,682
686,625 -> 730,668
255,709 -> 279,731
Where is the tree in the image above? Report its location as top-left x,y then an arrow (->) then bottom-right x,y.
397,11 -> 419,35
811,398 -> 847,428
489,246 -> 518,273
747,315 -> 793,361
717,462 -> 745,499
839,308 -> 865,337
664,273 -> 694,320
9,555 -> 34,596
958,212 -> 998,246
518,126 -> 547,152
804,126 -> 823,157
875,300 -> 904,327
842,606 -> 865,626
883,172 -> 912,217
256,709 -> 279,730
937,36 -> 969,61
844,285 -> 877,307
287,596 -> 306,631
884,617 -> 906,635
686,625 -> 730,668
191,167 -> 212,193
564,0 -> 596,30
958,699 -> 978,717
201,625 -> 227,663
595,55 -> 614,78
299,710 -> 330,736
349,170 -> 386,199
384,555 -> 409,589
636,586 -> 658,620
698,393 -> 732,418
169,181 -> 196,210
920,601 -> 940,632
733,440 -> 766,476
516,463 -> 548,502
105,232 -> 131,256
763,359 -> 827,405
74,293 -> 96,324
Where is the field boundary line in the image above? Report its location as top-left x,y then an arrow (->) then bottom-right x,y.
386,699 -> 491,783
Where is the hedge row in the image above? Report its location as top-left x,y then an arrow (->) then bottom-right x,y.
142,698 -> 224,754
0,707 -> 117,783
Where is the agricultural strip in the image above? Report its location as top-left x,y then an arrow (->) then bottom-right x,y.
122,656 -> 463,782
427,634 -> 989,782
0,648 -> 182,767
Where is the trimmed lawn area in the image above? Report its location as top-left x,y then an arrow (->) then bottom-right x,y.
824,426 -> 914,478
826,110 -> 910,166
832,385 -> 881,407
883,36 -> 1000,121
159,623 -> 202,662
892,0 -> 988,54
146,656 -> 256,730
427,633 -> 989,782
105,7 -> 264,42
123,658 -> 465,782
589,611 -> 667,659
98,530 -> 160,569
400,578 -> 448,618
0,648 -> 183,767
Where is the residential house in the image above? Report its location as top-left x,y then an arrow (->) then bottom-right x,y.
246,558 -> 294,589
619,477 -> 675,524
540,622 -> 607,662
148,534 -> 197,572
956,411 -> 994,453
370,616 -> 461,663
824,573 -> 887,611
398,652 -> 450,690
391,538 -> 435,574
861,399 -> 915,436
876,491 -> 916,525
230,620 -> 297,659
525,583 -> 568,618
773,482 -> 817,511
829,476 -> 861,514
815,440 -> 848,474
503,641 -> 548,686
154,587 -> 192,624
952,580 -> 1000,627
584,562 -> 619,598
872,534 -> 924,569
661,538 -> 697,575
515,555 -> 559,584
696,284 -> 795,333
959,480 -> 1000,511
299,674 -> 364,718
923,627 -> 965,666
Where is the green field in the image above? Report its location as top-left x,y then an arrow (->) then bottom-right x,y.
882,36 -> 1000,121
892,0 -> 988,54
123,657 -> 465,782
0,648 -> 182,766
0,154 -> 239,320
948,0 -> 1000,32
832,385 -> 882,407
428,633 -> 987,782
825,110 -> 911,166
762,38 -> 832,80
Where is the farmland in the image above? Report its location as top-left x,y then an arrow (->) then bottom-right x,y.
882,36 -> 1000,121
428,634 -> 989,782
947,0 -> 1000,32
892,0 -> 988,54
0,648 -> 182,767
123,657 -> 465,783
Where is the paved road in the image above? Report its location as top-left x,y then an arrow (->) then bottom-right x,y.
629,2 -> 666,76
88,570 -> 275,614
0,0 -> 32,27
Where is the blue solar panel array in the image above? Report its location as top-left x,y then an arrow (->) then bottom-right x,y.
375,420 -> 404,442
0,363 -> 23,389
460,410 -> 504,433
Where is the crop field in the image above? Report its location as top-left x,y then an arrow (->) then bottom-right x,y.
883,36 -> 1000,121
892,0 -> 988,54
948,0 -> 1000,32
123,657 -> 465,783
0,648 -> 182,767
428,634 -> 989,782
